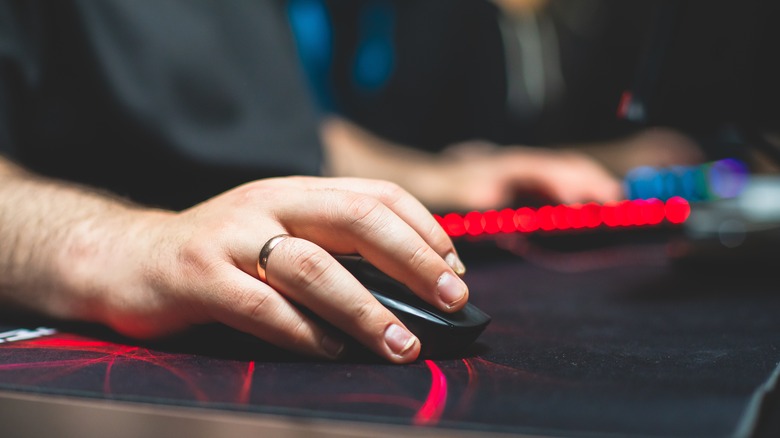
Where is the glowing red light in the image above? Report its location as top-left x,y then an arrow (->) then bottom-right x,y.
582,203 -> 602,228
566,204 -> 585,229
482,210 -> 500,234
437,197 -> 689,237
624,200 -> 644,226
601,202 -> 620,227
464,211 -> 485,236
551,205 -> 571,230
643,198 -> 665,225
536,206 -> 555,231
499,208 -> 517,233
620,200 -> 635,227
514,207 -> 538,232
440,213 -> 465,237
665,196 -> 691,224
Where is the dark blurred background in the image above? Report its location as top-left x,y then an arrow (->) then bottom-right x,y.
288,0 -> 780,167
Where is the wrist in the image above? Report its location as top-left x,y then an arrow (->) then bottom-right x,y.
56,204 -> 174,327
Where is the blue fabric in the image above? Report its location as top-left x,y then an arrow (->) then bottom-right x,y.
287,0 -> 395,111
351,0 -> 395,93
287,0 -> 334,110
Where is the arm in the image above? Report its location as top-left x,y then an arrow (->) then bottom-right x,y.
0,158 -> 159,326
321,116 -> 625,211
0,156 -> 468,363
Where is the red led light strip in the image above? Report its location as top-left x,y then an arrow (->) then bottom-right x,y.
435,197 -> 690,237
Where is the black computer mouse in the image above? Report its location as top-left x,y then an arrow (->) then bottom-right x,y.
336,255 -> 491,358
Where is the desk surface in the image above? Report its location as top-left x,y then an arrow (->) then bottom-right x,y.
1,230 -> 779,438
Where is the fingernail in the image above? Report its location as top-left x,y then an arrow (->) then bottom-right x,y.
437,272 -> 467,308
384,324 -> 417,356
445,251 -> 466,276
322,335 -> 344,359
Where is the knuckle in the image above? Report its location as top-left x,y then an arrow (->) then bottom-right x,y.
178,239 -> 222,279
288,244 -> 332,291
427,221 -> 452,250
352,299 -> 377,326
373,181 -> 407,207
242,288 -> 275,321
407,244 -> 432,272
342,194 -> 385,231
232,180 -> 289,208
288,318 -> 313,349
234,181 -> 273,203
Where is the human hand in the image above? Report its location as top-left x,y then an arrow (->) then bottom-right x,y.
580,127 -> 706,177
320,117 -> 622,212
74,177 -> 468,364
426,141 -> 624,211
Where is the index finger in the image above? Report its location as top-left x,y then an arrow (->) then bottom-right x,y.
277,187 -> 469,313
282,177 -> 466,275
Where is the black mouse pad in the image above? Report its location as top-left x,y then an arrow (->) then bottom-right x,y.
1,241 -> 780,437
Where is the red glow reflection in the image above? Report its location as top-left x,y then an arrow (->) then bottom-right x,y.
0,334 -> 247,402
0,329 -> 488,427
239,361 -> 255,404
413,360 -> 448,425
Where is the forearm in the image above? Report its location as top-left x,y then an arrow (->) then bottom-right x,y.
0,157 -> 169,324
319,117 -> 453,208
320,118 -> 623,210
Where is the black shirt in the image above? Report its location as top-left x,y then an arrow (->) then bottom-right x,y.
0,0 -> 322,210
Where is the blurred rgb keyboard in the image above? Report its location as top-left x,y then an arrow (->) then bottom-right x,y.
436,158 -> 748,238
